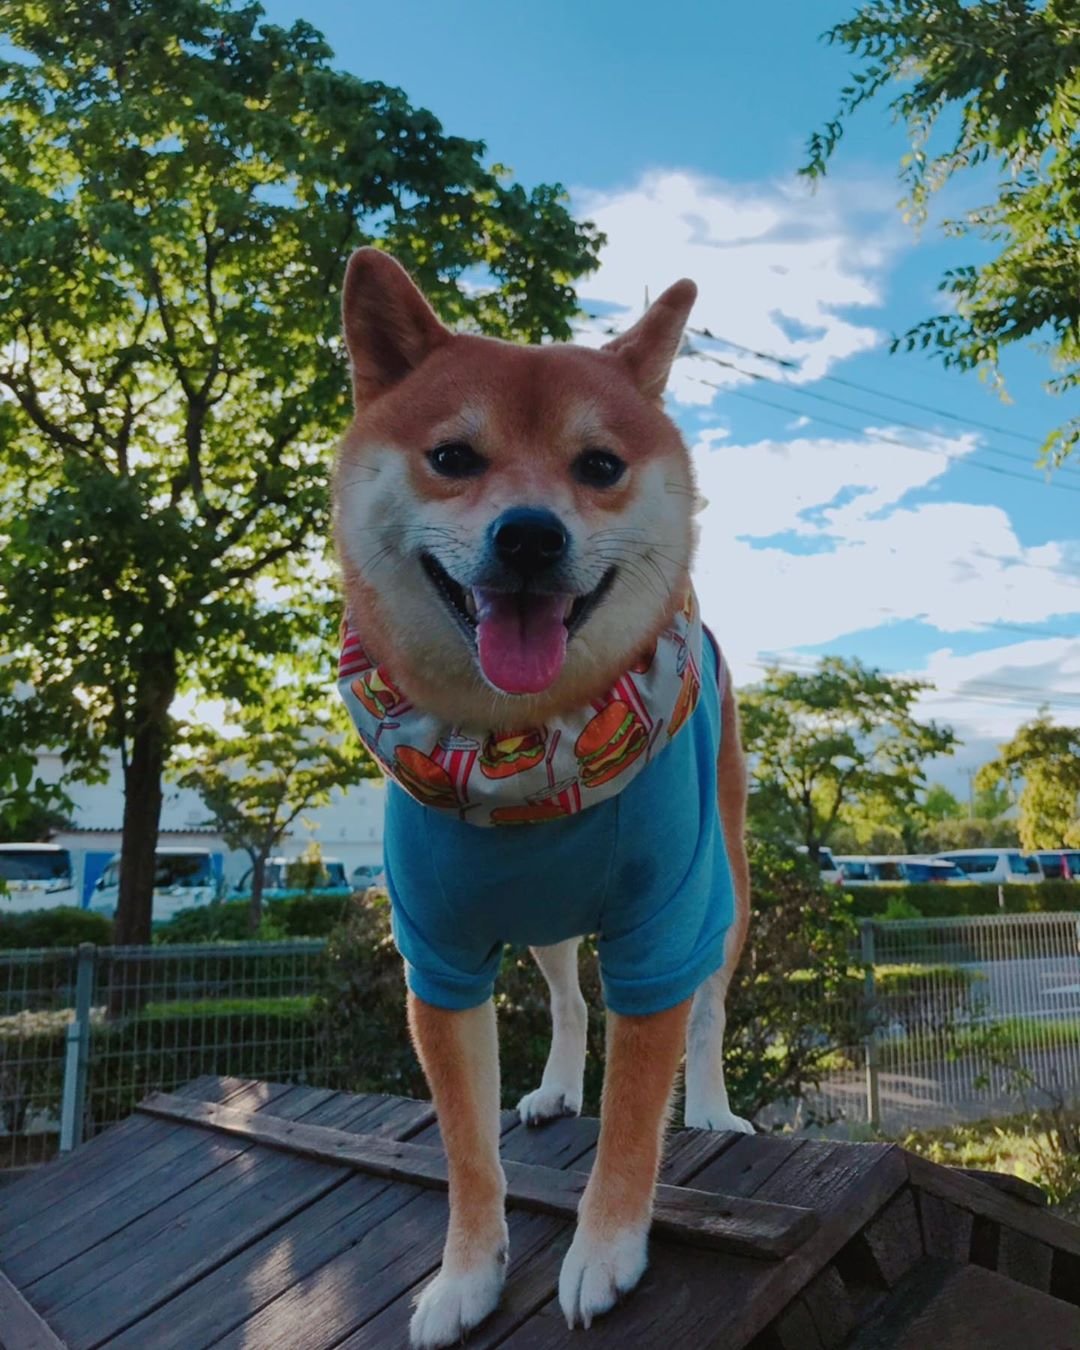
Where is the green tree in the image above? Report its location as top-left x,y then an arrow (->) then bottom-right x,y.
976,712 -> 1080,848
0,0 -> 601,943
803,0 -> 1080,465
174,684 -> 377,932
741,657 -> 956,858
923,783 -> 964,823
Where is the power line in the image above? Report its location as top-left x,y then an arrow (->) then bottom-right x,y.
685,346 -> 1080,481
696,378 -> 1080,497
689,327 -> 1046,449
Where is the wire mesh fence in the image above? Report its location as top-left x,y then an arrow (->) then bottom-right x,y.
0,947 -> 79,1169
3,912 -> 1080,1168
793,912 -> 1080,1134
0,940 -> 328,1167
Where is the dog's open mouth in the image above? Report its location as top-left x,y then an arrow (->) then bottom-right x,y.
420,553 -> 616,695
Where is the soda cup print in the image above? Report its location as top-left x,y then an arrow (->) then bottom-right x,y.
529,778 -> 582,816
432,733 -> 480,802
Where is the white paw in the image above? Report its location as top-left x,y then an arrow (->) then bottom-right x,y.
517,1082 -> 583,1126
558,1222 -> 649,1329
684,1102 -> 755,1134
410,1256 -> 506,1349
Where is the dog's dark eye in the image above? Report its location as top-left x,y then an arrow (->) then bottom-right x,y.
573,449 -> 626,488
427,442 -> 486,479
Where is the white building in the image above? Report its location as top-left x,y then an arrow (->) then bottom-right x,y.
33,751 -> 386,903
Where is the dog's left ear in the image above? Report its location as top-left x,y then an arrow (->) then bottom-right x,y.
603,279 -> 697,402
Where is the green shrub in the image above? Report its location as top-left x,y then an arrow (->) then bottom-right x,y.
848,880 -> 1080,919
155,892 -> 353,944
0,907 -> 112,950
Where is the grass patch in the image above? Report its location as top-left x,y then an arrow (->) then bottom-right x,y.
139,996 -> 315,1019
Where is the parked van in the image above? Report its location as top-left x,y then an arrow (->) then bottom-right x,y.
0,843 -> 79,913
88,847 -> 225,922
835,855 -> 967,885
796,845 -> 842,886
234,855 -> 351,899
1033,850 -> 1080,881
935,849 -> 1044,884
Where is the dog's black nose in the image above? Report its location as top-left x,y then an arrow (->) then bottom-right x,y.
492,508 -> 568,577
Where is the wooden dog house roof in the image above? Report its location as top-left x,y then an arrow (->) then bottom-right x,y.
2,1074 -> 1080,1349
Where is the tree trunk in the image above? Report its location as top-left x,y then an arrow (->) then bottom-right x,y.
114,657 -> 176,948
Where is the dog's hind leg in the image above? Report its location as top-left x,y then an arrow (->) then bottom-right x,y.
684,675 -> 755,1133
407,995 -> 507,1349
517,937 -> 587,1125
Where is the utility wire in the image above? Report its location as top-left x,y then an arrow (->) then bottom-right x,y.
689,327 -> 1047,449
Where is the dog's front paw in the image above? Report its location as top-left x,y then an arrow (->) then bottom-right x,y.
517,1081 -> 582,1126
558,1221 -> 649,1330
684,1101 -> 755,1134
410,1255 -> 506,1349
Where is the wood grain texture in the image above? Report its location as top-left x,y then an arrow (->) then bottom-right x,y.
0,1265 -> 67,1350
137,1093 -> 817,1259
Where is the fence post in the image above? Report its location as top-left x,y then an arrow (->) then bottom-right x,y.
860,920 -> 881,1131
59,943 -> 96,1153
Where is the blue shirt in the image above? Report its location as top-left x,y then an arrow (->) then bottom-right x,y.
383,635 -> 735,1016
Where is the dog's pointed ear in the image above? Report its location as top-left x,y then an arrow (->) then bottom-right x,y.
342,248 -> 451,406
603,279 -> 697,401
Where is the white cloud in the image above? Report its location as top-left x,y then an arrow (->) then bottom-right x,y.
688,427 -> 1080,711
571,169 -> 901,405
916,640 -> 1080,740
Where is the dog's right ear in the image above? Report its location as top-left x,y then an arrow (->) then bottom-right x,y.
342,248 -> 451,406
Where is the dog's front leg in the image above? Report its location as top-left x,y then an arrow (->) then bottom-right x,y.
407,994 -> 508,1349
559,999 -> 690,1329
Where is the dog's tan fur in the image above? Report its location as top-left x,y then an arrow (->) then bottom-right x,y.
333,249 -> 751,1346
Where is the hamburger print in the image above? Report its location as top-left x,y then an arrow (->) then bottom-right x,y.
393,745 -> 460,812
668,664 -> 701,738
351,665 -> 406,721
574,700 -> 648,788
479,728 -> 547,779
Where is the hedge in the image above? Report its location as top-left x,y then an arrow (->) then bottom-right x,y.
847,880 -> 1080,919
0,907 -> 112,950
155,892 -> 354,943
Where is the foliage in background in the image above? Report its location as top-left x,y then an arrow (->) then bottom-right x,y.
174,683 -> 377,931
0,0 -> 601,944
156,890 -> 352,943
318,845 -> 857,1122
846,879 -> 1080,919
0,908 -> 112,950
742,656 -> 955,858
977,712 -> 1080,849
803,0 -> 1080,467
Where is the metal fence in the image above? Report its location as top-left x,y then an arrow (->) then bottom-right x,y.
792,912 -> 1080,1135
0,940 -> 328,1169
3,913 -> 1080,1169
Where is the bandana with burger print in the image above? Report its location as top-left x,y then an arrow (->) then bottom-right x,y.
338,590 -> 706,827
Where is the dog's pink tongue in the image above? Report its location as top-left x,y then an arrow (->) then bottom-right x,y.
474,590 -> 569,694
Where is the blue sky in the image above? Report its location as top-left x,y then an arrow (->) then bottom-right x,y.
264,0 -> 1080,787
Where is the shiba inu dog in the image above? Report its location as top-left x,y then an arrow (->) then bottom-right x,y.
333,248 -> 752,1349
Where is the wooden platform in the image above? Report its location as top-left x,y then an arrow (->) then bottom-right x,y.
2,1076 -> 1080,1348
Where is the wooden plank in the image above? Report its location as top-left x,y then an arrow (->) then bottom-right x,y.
906,1153 -> 1080,1261
659,1125 -> 741,1186
1051,1247 -> 1080,1307
770,1296 -> 824,1350
20,1085 -> 353,1314
799,1264 -> 856,1348
915,1190 -> 973,1264
996,1226 -> 1054,1291
0,1074 -> 258,1231
687,1132 -> 803,1196
44,1149 -> 344,1346
845,1189 -> 923,1290
956,1167 -> 1047,1207
0,1265 -> 66,1350
104,1096 -> 438,1350
219,1112 -> 600,1350
847,1259 -> 1080,1350
137,1094 -> 817,1260
500,1140 -> 909,1350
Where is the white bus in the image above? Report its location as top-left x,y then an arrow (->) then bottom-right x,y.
89,847 -> 226,923
0,843 -> 80,913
